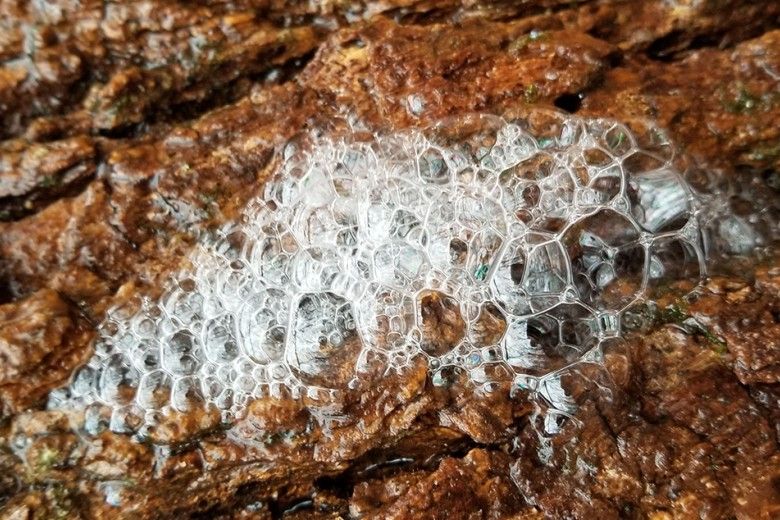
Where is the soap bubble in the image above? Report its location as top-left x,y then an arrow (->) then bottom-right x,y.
51,110 -> 747,436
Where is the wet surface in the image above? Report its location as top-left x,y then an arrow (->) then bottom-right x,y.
0,1 -> 779,519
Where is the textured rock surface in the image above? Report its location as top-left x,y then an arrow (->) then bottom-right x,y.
0,1 -> 778,519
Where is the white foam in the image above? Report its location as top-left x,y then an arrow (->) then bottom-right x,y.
49,113 -> 720,436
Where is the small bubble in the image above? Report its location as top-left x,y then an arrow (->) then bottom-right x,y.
407,94 -> 425,116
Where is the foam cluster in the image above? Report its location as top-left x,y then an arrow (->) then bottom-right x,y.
50,113 -> 711,435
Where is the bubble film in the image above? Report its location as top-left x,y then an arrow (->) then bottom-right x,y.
50,112 -> 718,435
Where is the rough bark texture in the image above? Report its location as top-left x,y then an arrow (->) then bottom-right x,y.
0,1 -> 779,519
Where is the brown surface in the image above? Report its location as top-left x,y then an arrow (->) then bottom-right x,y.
1,1 -> 779,519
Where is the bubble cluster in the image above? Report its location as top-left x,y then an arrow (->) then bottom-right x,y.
50,112 -> 716,435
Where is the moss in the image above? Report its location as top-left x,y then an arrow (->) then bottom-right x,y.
39,175 -> 60,189
29,145 -> 49,161
523,84 -> 539,104
607,130 -> 626,150
262,429 -> 297,446
508,30 -> 548,55
746,141 -> 780,163
26,442 -> 73,484
198,185 -> 225,206
87,94 -> 102,112
45,483 -> 78,520
109,94 -> 132,114
701,327 -> 728,354
99,93 -> 139,126
658,302 -> 727,354
659,303 -> 688,324
137,220 -> 157,237
720,82 -> 779,114
34,446 -> 63,473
